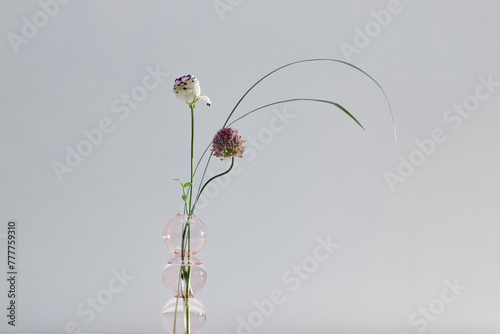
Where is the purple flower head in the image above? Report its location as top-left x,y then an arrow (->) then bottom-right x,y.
211,128 -> 246,160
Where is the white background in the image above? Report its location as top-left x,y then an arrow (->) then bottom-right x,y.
1,1 -> 500,333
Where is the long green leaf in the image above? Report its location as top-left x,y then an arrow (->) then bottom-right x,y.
191,58 -> 396,213
196,58 -> 395,176
192,98 -> 362,206
222,58 -> 396,142
227,98 -> 364,130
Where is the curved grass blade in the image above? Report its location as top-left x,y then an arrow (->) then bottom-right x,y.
222,58 -> 395,142
227,98 -> 364,130
193,97 -> 363,185
190,58 -> 395,213
197,58 -> 393,177
191,98 -> 362,207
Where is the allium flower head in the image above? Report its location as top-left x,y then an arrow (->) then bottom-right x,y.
211,128 -> 246,160
173,75 -> 211,106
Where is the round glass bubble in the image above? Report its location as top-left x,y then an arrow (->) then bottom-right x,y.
163,214 -> 207,255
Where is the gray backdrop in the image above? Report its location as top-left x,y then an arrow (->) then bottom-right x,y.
1,0 -> 499,333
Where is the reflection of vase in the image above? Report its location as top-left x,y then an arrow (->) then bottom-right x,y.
161,214 -> 207,334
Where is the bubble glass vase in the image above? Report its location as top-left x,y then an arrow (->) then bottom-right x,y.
162,214 -> 207,334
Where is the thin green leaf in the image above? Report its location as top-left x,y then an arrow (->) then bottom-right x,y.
228,98 -> 364,130
192,58 -> 396,206
183,182 -> 192,189
222,58 -> 395,142
193,147 -> 212,177
193,150 -> 214,205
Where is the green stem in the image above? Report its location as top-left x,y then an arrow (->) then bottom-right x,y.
185,221 -> 191,334
175,103 -> 195,334
172,270 -> 183,333
193,145 -> 211,177
188,104 -> 195,215
186,103 -> 195,334
174,218 -> 190,333
185,102 -> 195,333
177,217 -> 191,333
192,158 -> 234,213
194,151 -> 213,205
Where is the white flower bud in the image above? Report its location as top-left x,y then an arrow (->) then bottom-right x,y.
173,75 -> 211,106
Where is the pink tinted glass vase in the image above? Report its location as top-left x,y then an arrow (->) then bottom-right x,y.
163,214 -> 207,255
161,214 -> 207,334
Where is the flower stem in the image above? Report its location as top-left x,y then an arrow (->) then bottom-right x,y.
177,217 -> 191,333
194,150 -> 213,204
188,103 -> 195,215
174,103 -> 196,334
185,103 -> 196,334
192,158 -> 234,213
185,221 -> 191,334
